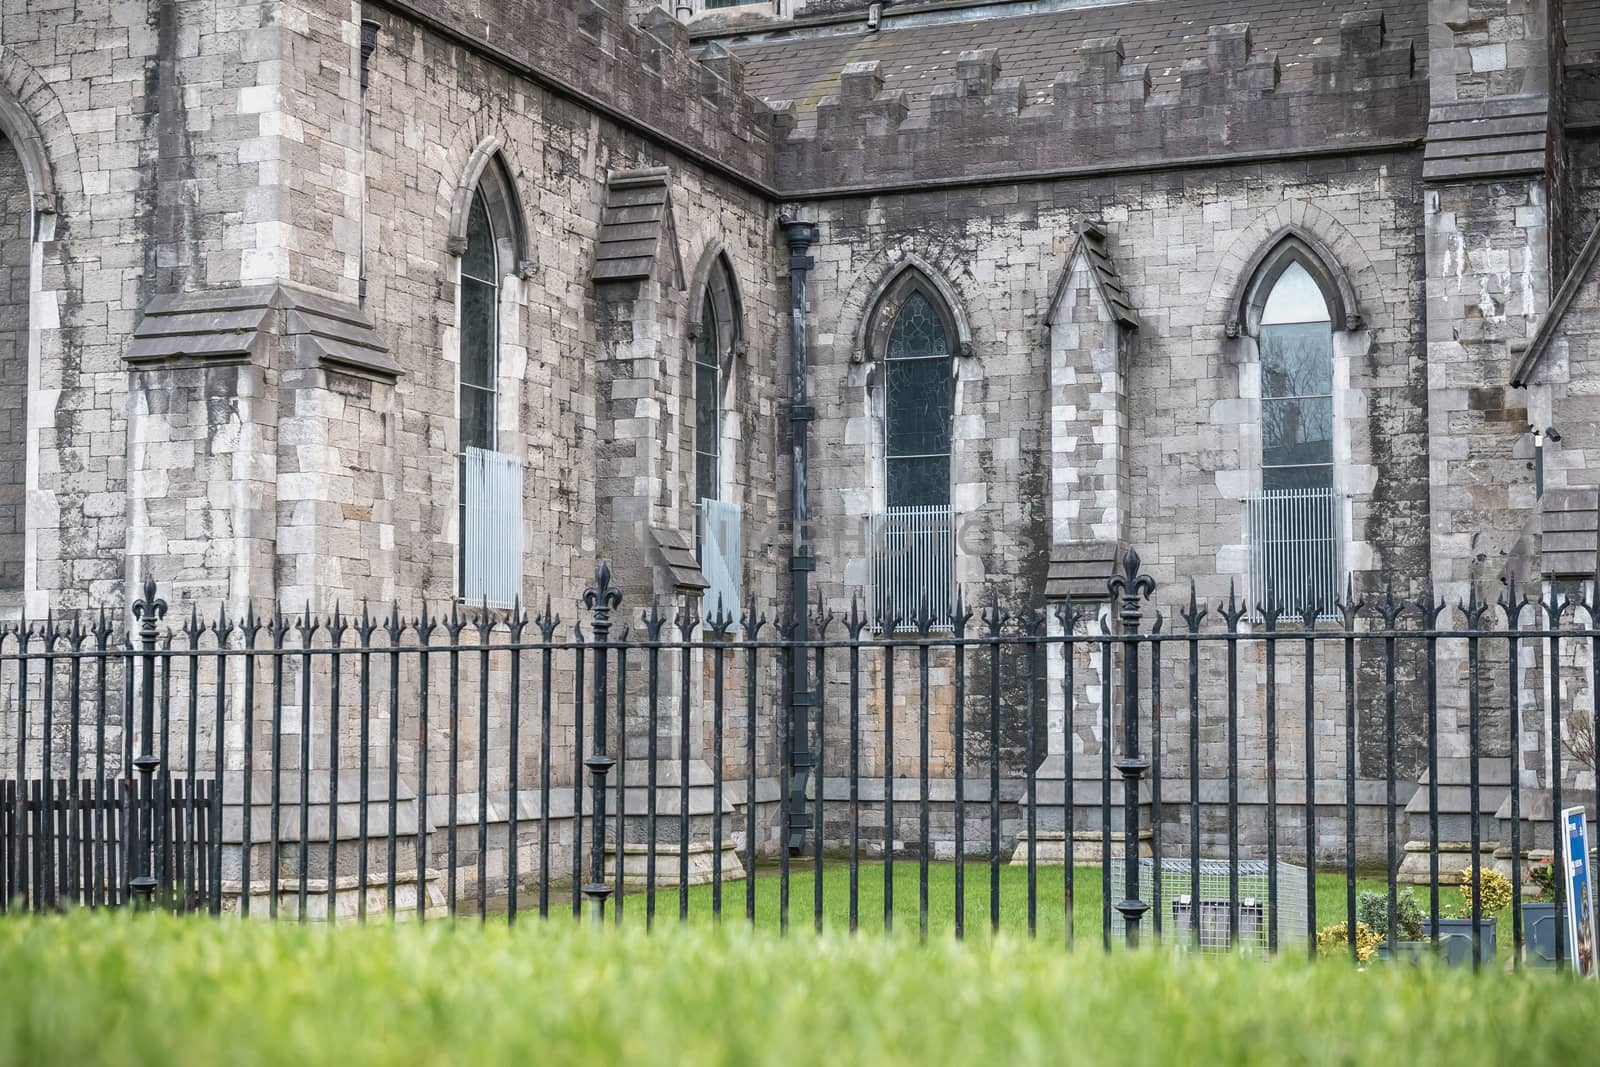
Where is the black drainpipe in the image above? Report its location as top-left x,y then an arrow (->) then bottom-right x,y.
780,212 -> 819,854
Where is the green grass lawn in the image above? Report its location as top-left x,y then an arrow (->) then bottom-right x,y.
613,860 -> 1516,961
0,911 -> 1589,1067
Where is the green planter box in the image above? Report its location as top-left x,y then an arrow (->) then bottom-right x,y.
1422,918 -> 1497,967
1522,902 -> 1559,968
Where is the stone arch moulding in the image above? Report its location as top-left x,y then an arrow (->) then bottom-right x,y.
852,254 -> 974,364
1225,226 -> 1363,339
446,135 -> 535,279
0,49 -> 79,233
686,240 -> 747,358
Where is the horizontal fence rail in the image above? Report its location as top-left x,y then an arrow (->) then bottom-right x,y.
1,550 -> 1597,971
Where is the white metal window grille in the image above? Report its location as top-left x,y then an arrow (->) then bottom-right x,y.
1247,487 -> 1342,619
867,504 -> 955,631
463,447 -> 523,608
699,498 -> 742,626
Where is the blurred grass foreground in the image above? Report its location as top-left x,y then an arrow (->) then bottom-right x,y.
1,911 -> 1596,1067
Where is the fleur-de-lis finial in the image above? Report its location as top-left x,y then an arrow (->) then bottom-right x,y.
583,559 -> 624,633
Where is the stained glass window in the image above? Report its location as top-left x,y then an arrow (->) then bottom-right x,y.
695,292 -> 720,507
1259,262 -> 1333,493
884,289 -> 952,508
460,190 -> 499,592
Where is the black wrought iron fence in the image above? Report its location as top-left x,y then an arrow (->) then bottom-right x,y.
1,549 -> 1597,972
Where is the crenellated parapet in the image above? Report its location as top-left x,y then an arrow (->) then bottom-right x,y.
384,0 -> 772,186
769,13 -> 1424,192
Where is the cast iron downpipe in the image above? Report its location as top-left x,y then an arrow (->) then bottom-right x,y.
781,213 -> 819,854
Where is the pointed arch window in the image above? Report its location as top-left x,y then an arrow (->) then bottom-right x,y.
884,290 -> 954,508
693,289 -> 721,508
1259,261 -> 1333,492
1247,255 -> 1341,616
455,178 -> 523,608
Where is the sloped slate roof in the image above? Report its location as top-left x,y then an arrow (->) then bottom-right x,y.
728,0 -> 1426,130
1569,3 -> 1600,65
1511,217 -> 1600,387
594,168 -> 685,287
1046,222 -> 1139,329
128,284 -> 398,378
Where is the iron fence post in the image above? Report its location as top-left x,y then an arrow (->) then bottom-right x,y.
1108,547 -> 1153,948
583,561 -> 622,921
130,577 -> 166,910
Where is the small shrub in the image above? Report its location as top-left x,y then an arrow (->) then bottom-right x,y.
1530,859 -> 1555,902
1453,867 -> 1513,917
1317,921 -> 1382,963
1356,889 -> 1426,942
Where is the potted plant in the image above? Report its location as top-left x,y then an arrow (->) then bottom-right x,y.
1359,889 -> 1431,962
1523,858 -> 1561,968
1424,867 -> 1511,966
1316,920 -> 1382,964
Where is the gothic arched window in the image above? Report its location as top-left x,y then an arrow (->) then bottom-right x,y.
883,289 -> 954,509
460,190 -> 498,457
1259,260 -> 1333,493
693,288 -> 721,508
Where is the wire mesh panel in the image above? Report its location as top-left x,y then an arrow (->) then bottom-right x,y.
464,447 -> 524,608
867,505 -> 954,630
1109,857 -> 1309,953
1246,487 -> 1341,619
699,498 -> 742,625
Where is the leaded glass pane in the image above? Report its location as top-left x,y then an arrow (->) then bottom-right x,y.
1262,464 -> 1334,492
886,358 -> 952,457
1262,395 -> 1333,469
886,292 -> 949,358
460,277 -> 496,390
462,193 -> 497,283
887,455 -> 950,508
1260,261 -> 1328,326
1261,322 -> 1333,398
461,383 -> 495,453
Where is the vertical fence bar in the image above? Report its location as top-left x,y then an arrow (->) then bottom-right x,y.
1380,590 -> 1402,952
1301,601 -> 1318,956
1341,585 -> 1361,959
297,607 -> 316,921
327,610 -> 346,924
1150,615 -> 1163,944
385,609 -> 402,918
475,607 -> 492,922
67,620 -> 83,907
711,608 -> 728,922
537,604 -> 555,921
1502,585 -> 1523,966
1023,609 -> 1038,940
1263,596 -> 1280,954
919,604 -> 934,942
583,563 -> 621,924
1061,598 -> 1079,951
571,618 -> 586,921
848,603 -> 863,934
131,579 -> 167,910
746,604 -> 761,927
953,601 -> 969,941
614,637 -> 627,927
1423,591 -> 1445,951
988,603 -> 1002,937
1221,587 -> 1246,947
446,606 -> 464,920
210,612 -> 230,917
1110,549 -> 1153,949
1547,584 -> 1566,971
416,610 -> 436,923
92,613 -> 109,910
507,605 -> 525,925
645,608 -> 661,929
813,610 -> 827,935
1466,589 -> 1487,971
883,629 -> 895,935
356,609 -> 373,923
677,609 -> 692,923
40,624 -> 55,910
1183,585 -> 1205,952
183,612 -> 200,911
